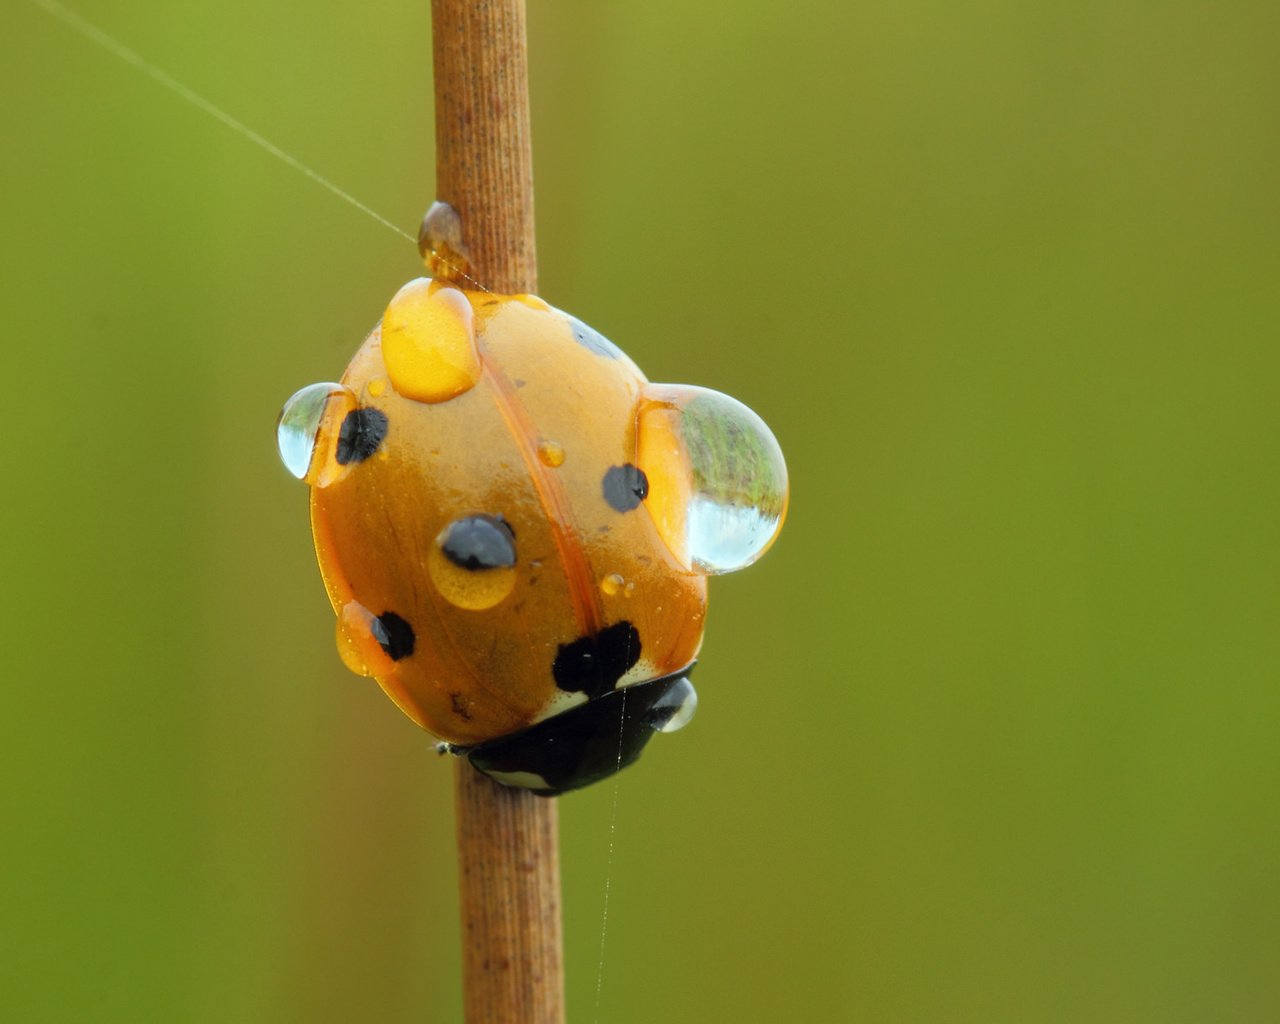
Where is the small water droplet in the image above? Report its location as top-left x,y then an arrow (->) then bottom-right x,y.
649,677 -> 698,733
276,382 -> 356,483
623,581 -> 636,598
336,602 -> 378,677
636,384 -> 788,574
367,377 -> 387,398
537,440 -> 566,467
600,573 -> 625,596
417,200 -> 473,282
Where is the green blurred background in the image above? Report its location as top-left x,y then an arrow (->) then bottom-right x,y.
4,1 -> 1278,1020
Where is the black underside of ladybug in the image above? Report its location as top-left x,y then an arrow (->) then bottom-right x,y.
454,665 -> 697,795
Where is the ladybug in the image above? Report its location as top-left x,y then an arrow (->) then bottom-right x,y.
277,205 -> 787,794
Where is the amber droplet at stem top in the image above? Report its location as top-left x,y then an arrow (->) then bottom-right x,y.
419,199 -> 474,284
430,2 -> 564,1023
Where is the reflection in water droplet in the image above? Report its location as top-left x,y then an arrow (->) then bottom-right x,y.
637,384 -> 788,574
600,573 -> 625,596
429,517 -> 518,610
277,382 -> 356,483
648,677 -> 698,733
537,440 -> 566,467
687,499 -> 781,575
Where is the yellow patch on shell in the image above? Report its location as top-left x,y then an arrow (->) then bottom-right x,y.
380,278 -> 481,403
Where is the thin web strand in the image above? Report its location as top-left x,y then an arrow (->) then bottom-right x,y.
594,672 -> 632,1022
30,0 -> 498,292
27,0 -> 414,243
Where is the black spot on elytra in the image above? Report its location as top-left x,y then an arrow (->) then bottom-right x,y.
552,621 -> 642,698
371,612 -> 415,660
569,317 -> 626,360
336,407 -> 388,464
602,464 -> 649,512
440,515 -> 517,570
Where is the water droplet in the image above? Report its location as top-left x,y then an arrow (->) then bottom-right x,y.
623,581 -> 636,598
429,516 -> 518,610
381,278 -> 481,403
335,602 -> 379,677
600,573 -> 625,596
648,676 -> 698,733
537,440 -> 566,467
636,384 -> 788,574
276,382 -> 356,484
514,294 -> 552,312
417,200 -> 473,282
367,377 -> 387,398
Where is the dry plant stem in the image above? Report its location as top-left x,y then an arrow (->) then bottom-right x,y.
432,0 -> 537,295
432,1 -> 564,1022
453,768 -> 564,1024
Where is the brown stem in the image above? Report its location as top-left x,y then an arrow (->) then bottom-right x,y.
453,768 -> 564,1024
432,2 -> 564,1022
432,0 -> 537,296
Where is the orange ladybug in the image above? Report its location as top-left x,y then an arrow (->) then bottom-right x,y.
277,208 -> 787,793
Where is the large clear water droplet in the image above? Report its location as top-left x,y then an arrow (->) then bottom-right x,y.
277,382 -> 355,483
637,384 -> 788,574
